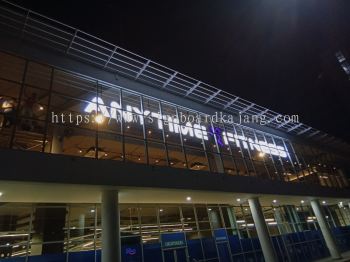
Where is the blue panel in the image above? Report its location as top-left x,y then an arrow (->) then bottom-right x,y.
187,239 -> 204,261
232,254 -> 245,262
0,257 -> 25,262
68,250 -> 95,262
201,237 -> 218,260
228,235 -> 242,254
122,244 -> 142,262
217,243 -> 231,262
143,242 -> 162,262
240,238 -> 253,252
27,253 -> 65,262
214,229 -> 228,243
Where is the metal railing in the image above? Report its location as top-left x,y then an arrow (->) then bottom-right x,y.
0,0 -> 349,153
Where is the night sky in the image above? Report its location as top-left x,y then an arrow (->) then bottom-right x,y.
11,0 -> 350,143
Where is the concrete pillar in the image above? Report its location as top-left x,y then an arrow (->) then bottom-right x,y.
78,214 -> 85,237
51,126 -> 64,154
310,199 -> 342,259
248,198 -> 277,262
101,190 -> 120,262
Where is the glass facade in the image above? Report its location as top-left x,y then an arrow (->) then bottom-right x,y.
0,202 -> 349,261
0,51 -> 348,188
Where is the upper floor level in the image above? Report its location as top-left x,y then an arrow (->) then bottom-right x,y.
0,50 -> 349,192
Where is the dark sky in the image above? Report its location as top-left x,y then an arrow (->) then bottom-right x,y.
11,0 -> 350,143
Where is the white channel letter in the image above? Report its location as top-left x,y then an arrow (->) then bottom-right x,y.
248,138 -> 262,152
234,134 -> 249,149
84,97 -> 110,118
193,124 -> 208,140
181,122 -> 194,137
223,132 -> 235,145
151,112 -> 163,129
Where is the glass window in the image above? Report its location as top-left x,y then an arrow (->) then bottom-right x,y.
186,148 -> 209,171
167,145 -> 187,169
124,137 -> 146,164
53,70 -> 96,102
98,132 -> 123,161
0,52 -> 25,83
159,207 -> 181,224
147,142 -> 167,166
25,62 -> 52,90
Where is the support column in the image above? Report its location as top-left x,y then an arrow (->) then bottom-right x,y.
310,199 -> 342,259
101,190 -> 120,262
51,126 -> 64,154
248,198 -> 277,262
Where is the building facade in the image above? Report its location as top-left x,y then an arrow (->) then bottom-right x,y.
0,1 -> 349,262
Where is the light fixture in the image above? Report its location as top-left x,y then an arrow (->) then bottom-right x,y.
39,106 -> 44,110
258,152 -> 265,157
244,208 -> 248,211
94,114 -> 105,124
90,209 -> 95,213
208,208 -> 212,211
138,156 -> 141,161
322,201 -> 326,204
78,149 -> 83,153
127,125 -> 130,129
186,196 -> 191,201
159,209 -> 163,212
272,199 -> 277,204
0,192 -> 3,197
148,130 -> 152,134
236,198 -> 241,202
300,200 -> 304,204
155,159 -> 159,163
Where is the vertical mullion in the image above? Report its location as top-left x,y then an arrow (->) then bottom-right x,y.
175,106 -> 188,169
24,204 -> 34,262
9,60 -> 29,148
139,95 -> 149,165
159,101 -> 170,166
94,81 -> 99,159
120,90 -> 125,162
41,67 -> 54,152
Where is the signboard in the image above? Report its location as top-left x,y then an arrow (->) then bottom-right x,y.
214,229 -> 228,243
161,232 -> 186,250
84,97 -> 289,158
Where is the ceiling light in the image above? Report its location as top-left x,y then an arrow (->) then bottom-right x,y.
236,198 -> 241,202
186,197 -> 191,201
94,114 -> 105,124
300,200 -> 304,204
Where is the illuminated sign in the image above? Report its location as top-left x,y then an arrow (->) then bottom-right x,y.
85,97 -> 288,158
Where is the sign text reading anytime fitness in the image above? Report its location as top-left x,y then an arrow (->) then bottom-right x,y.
85,97 -> 288,158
